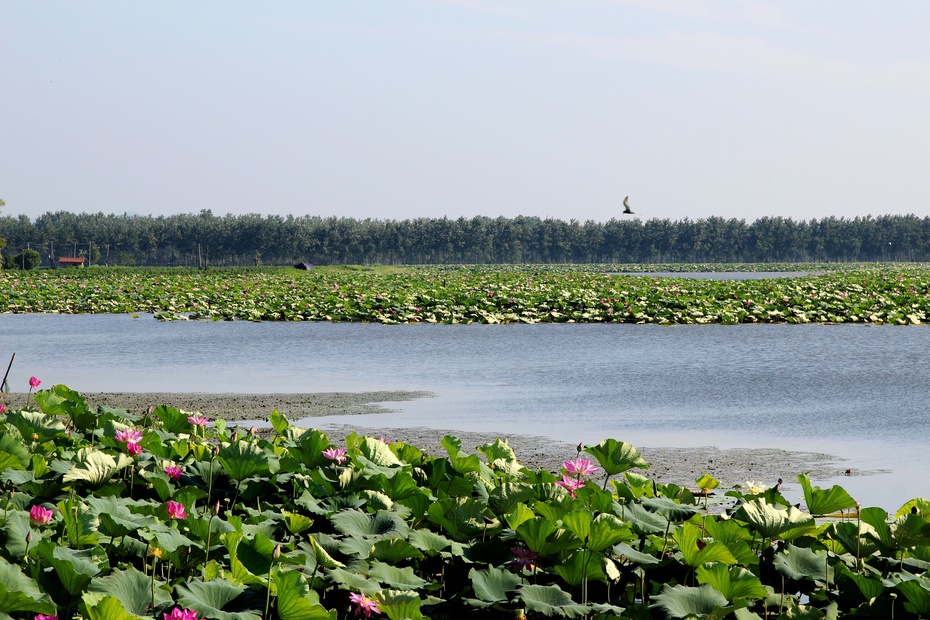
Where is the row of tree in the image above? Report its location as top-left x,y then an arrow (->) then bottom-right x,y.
0,210 -> 927,267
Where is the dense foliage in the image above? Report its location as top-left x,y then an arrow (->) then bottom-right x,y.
1,384 -> 930,619
1,211 -> 928,267
3,265 -> 930,325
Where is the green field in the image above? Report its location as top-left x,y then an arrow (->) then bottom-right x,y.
3,263 -> 930,324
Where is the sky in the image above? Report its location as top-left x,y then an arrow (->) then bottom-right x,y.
2,1 -> 929,224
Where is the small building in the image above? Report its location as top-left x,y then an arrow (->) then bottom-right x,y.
57,257 -> 87,268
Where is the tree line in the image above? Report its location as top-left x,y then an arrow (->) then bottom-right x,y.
0,210 -> 926,267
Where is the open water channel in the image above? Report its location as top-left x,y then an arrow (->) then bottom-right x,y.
2,312 -> 928,511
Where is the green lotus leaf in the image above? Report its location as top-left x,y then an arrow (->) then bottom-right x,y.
621,471 -> 655,498
613,542 -> 661,566
895,575 -> 930,616
217,440 -> 275,482
651,584 -> 729,619
370,538 -> 424,563
58,497 -> 100,548
515,517 -> 582,555
773,544 -> 833,583
6,410 -> 67,445
584,439 -> 648,476
427,497 -> 495,542
80,592 -> 147,620
34,384 -> 97,431
269,409 -> 289,436
516,584 -> 588,617
478,438 -> 518,465
368,560 -> 428,590
797,473 -> 857,516
732,498 -> 816,540
860,506 -> 895,555
488,482 -> 535,515
273,569 -> 336,620
367,471 -> 423,501
0,556 -> 57,615
468,566 -> 522,604
587,512 -> 634,551
2,511 -> 47,559
642,496 -> 700,521
175,578 -> 262,620
505,503 -> 536,531
63,448 -> 133,487
825,521 -> 878,558
696,474 -> 721,493
406,529 -> 457,556
331,509 -> 409,540
287,429 -> 331,470
675,523 -> 738,567
359,437 -> 402,468
774,602 -> 835,619
325,568 -> 380,594
834,563 -> 884,601
304,535 -> 345,569
618,501 -> 668,535
378,589 -> 423,620
86,496 -> 154,538
36,541 -> 108,596
553,550 -> 608,586
891,513 -> 930,550
896,498 -> 930,519
151,405 -> 191,434
696,562 -> 767,600
0,433 -> 35,468
562,508 -> 594,543
88,567 -> 172,616
441,436 -> 481,474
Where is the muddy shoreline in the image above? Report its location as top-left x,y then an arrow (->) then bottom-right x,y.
77,390 -> 866,492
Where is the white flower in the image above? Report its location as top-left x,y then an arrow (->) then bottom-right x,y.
745,480 -> 769,495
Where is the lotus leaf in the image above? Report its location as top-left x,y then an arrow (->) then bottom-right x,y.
798,473 -> 857,516
773,544 -> 833,583
584,439 -> 648,476
273,569 -> 336,620
517,584 -> 589,617
88,567 -> 172,616
0,557 -> 57,615
175,578 -> 262,620
732,498 -> 816,540
378,589 -> 424,620
651,584 -> 730,619
697,562 -> 768,601
80,592 -> 147,620
468,566 -> 522,604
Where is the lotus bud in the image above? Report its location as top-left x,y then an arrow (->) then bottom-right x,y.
273,543 -> 282,560
576,442 -> 583,453
26,531 -> 32,544
213,500 -> 221,516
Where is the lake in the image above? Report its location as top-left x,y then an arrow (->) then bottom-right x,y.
2,313 -> 927,510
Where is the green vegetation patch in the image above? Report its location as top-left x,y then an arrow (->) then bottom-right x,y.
3,264 -> 930,324
0,384 -> 925,618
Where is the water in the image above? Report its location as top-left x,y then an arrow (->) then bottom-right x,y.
2,313 -> 927,509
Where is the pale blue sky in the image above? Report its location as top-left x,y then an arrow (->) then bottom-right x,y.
2,1 -> 928,223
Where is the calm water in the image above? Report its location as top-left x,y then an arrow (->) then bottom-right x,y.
2,313 -> 927,509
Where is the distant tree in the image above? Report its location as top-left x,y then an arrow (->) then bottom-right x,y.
5,248 -> 40,270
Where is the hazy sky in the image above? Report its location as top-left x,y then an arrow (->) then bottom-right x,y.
2,1 -> 929,224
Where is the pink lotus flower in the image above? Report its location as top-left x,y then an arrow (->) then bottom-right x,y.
348,592 -> 382,617
166,501 -> 187,519
187,414 -> 208,427
509,547 -> 539,571
0,404 -> 5,414
165,465 -> 183,480
28,376 -> 41,390
126,442 -> 143,456
29,505 -> 54,526
555,475 -> 585,498
563,457 -> 599,477
35,614 -> 58,620
163,608 -> 199,620
115,429 -> 143,444
323,447 -> 348,464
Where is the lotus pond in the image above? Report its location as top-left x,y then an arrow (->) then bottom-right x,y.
2,385 -> 930,619
3,264 -> 930,324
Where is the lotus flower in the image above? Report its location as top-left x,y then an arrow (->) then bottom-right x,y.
555,475 -> 585,498
745,480 -> 769,495
126,442 -> 142,456
115,429 -> 143,444
166,501 -> 187,519
163,608 -> 199,620
509,547 -> 538,571
28,376 -> 41,390
323,447 -> 348,464
29,505 -> 53,526
0,404 -> 5,414
563,457 -> 599,477
187,414 -> 208,427
165,465 -> 183,480
35,614 -> 58,620
348,592 -> 382,617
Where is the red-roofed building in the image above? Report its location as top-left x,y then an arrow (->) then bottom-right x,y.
57,257 -> 87,268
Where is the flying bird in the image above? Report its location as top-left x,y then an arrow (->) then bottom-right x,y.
622,196 -> 634,214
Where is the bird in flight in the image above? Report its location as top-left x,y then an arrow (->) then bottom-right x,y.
623,196 -> 634,214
